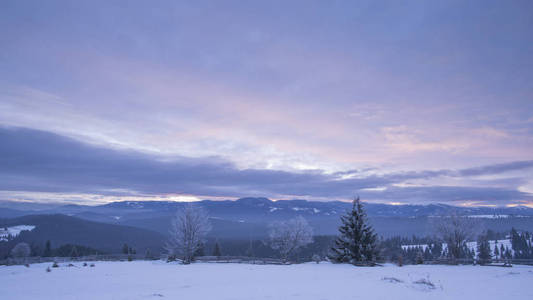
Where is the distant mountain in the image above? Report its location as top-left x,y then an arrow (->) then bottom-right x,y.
90,197 -> 533,218
0,214 -> 164,258
0,207 -> 30,219
1,198 -> 532,238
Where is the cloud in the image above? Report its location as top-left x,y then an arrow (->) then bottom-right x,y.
1,126 -> 532,205
381,126 -> 468,153
360,185 -> 533,206
0,126 -> 393,198
458,161 -> 533,177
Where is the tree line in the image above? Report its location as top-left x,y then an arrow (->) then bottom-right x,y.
3,197 -> 533,265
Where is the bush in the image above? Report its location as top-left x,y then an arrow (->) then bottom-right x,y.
397,255 -> 403,267
52,262 -> 59,268
46,267 -> 51,273
312,254 -> 321,264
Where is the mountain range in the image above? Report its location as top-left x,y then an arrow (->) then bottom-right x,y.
1,198 -> 533,256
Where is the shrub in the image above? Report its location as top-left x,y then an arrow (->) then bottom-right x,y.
312,254 -> 321,264
397,255 -> 403,267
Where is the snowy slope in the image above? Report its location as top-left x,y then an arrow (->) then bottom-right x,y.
0,225 -> 35,241
1,261 -> 532,300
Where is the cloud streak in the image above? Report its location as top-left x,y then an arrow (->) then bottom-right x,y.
1,127 -> 531,205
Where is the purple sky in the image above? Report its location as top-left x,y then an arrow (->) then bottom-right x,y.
1,1 -> 532,206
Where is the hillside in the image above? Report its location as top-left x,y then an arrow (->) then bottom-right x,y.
0,214 -> 164,258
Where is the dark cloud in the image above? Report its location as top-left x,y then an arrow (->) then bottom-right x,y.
1,127 -> 532,204
458,161 -> 533,177
0,127 -> 394,198
359,186 -> 533,206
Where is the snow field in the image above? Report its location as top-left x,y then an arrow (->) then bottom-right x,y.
0,225 -> 35,241
1,261 -> 532,300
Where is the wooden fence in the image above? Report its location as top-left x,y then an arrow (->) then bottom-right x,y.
416,258 -> 533,266
0,255 -> 285,266
2,255 -> 533,267
193,256 -> 285,265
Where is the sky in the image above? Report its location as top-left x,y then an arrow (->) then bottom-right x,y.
1,0 -> 532,206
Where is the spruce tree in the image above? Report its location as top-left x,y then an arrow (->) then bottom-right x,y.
477,233 -> 491,265
328,197 -> 378,265
194,242 -> 205,257
415,251 -> 424,264
43,240 -> 52,257
70,245 -> 79,258
145,249 -> 153,260
493,244 -> 500,258
213,241 -> 222,257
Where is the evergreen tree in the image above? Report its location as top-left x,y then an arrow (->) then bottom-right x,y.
145,249 -> 153,260
504,247 -> 512,259
70,245 -> 79,258
477,233 -> 491,265
493,243 -> 499,258
194,242 -> 205,257
245,239 -> 254,257
431,242 -> 443,259
122,243 -> 129,255
423,246 -> 432,260
213,241 -> 222,257
30,242 -> 42,257
415,251 -> 424,264
328,197 -> 378,264
43,240 -> 52,257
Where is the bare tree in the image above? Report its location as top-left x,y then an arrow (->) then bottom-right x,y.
11,242 -> 31,262
433,214 -> 481,262
165,204 -> 211,264
268,216 -> 314,262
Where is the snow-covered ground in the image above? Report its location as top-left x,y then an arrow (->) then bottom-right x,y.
1,261 -> 532,300
0,225 -> 35,241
